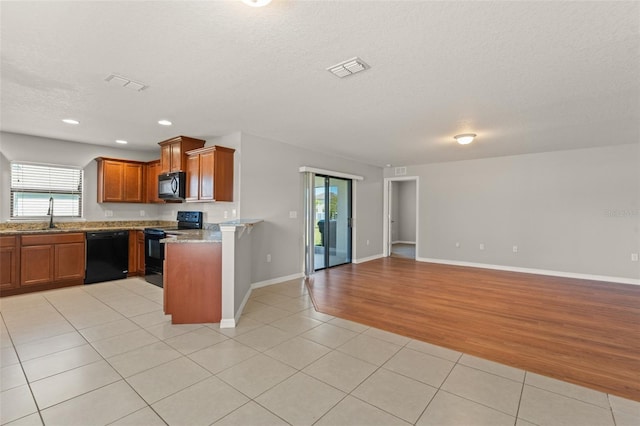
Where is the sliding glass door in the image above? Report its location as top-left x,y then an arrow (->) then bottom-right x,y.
314,175 -> 352,270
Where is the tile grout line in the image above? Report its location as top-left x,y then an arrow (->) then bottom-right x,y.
38,283 -> 170,424
1,303 -> 49,425
514,371 -> 528,425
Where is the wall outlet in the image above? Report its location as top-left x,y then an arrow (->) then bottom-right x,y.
632,253 -> 639,262
513,245 -> 518,253
232,209 -> 237,217
479,243 -> 485,250
139,210 -> 145,217
224,211 -> 228,219
266,254 -> 272,263
455,242 -> 460,248
366,239 -> 370,246
289,210 -> 297,219
105,210 -> 113,217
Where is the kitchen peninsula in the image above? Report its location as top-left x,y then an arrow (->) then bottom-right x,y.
162,219 -> 262,327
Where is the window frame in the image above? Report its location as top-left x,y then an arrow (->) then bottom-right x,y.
10,161 -> 84,220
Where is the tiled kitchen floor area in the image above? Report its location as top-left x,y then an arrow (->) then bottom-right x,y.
1,278 -> 638,426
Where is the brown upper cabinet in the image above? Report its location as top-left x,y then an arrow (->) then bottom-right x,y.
159,136 -> 206,174
96,158 -> 145,203
145,159 -> 163,203
185,145 -> 235,202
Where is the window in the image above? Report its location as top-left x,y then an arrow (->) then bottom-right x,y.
11,162 -> 83,218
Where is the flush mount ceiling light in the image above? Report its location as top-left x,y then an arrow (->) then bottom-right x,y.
62,119 -> 79,125
241,0 -> 272,7
158,119 -> 172,126
327,57 -> 370,78
115,140 -> 128,144
104,74 -> 148,92
454,133 -> 476,145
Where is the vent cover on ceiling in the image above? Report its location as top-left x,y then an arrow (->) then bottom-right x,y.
327,57 -> 370,78
104,74 -> 148,92
395,167 -> 407,176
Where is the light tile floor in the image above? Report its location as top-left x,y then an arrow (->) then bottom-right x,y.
1,277 -> 638,426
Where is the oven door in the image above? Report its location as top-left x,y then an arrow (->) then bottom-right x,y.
144,229 -> 165,287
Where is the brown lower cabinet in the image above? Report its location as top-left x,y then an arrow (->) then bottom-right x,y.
1,233 -> 85,296
164,242 -> 221,324
0,236 -> 20,291
128,230 -> 145,276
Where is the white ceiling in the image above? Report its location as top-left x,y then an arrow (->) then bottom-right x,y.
1,1 -> 638,167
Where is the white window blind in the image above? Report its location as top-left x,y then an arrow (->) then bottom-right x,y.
11,162 -> 83,218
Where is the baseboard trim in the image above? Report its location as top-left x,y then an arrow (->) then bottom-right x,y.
416,257 -> 640,286
220,319 -> 236,329
251,272 -> 305,290
354,253 -> 385,264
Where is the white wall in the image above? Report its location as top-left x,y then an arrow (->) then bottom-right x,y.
0,132 -> 159,222
385,144 -> 640,281
239,133 -> 384,284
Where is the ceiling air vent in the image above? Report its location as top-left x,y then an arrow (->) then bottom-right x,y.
327,57 -> 370,78
104,74 -> 148,92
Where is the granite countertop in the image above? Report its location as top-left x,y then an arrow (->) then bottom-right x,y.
219,219 -> 263,227
161,229 -> 222,244
0,220 -> 175,235
161,219 -> 263,243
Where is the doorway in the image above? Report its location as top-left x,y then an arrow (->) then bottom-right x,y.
314,175 -> 352,270
384,177 -> 419,258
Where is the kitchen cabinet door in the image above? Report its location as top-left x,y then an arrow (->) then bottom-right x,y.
21,245 -> 55,286
169,143 -> 182,173
136,231 -> 145,274
128,231 -> 137,277
146,160 -> 162,203
101,160 -> 125,202
160,143 -> 172,174
185,154 -> 200,201
55,242 -> 85,281
0,236 -> 19,291
123,163 -> 144,202
198,149 -> 215,201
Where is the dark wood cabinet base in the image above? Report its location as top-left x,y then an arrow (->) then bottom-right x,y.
164,242 -> 221,324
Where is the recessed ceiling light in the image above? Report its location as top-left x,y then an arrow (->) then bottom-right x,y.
62,119 -> 79,125
454,133 -> 476,145
241,0 -> 272,7
158,119 -> 172,126
115,140 -> 128,144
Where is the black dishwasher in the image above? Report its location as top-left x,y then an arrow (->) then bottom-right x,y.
85,231 -> 129,284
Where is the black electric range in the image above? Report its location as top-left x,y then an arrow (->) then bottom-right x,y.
144,211 -> 203,287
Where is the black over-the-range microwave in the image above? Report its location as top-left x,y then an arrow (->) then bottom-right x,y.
158,171 -> 186,200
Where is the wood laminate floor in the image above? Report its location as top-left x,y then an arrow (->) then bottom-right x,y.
306,257 -> 640,401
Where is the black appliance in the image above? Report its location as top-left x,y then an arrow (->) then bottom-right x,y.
85,230 -> 129,284
158,171 -> 186,200
144,211 -> 203,287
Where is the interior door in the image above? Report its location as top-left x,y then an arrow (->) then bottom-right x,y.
314,175 -> 352,270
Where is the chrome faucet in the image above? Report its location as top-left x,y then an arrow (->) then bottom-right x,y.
47,197 -> 56,229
